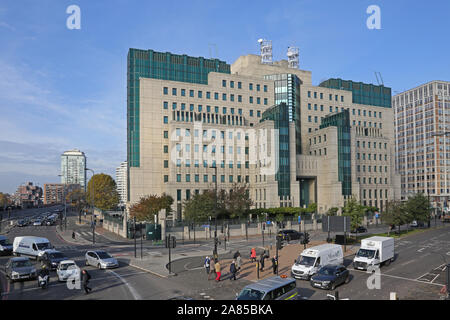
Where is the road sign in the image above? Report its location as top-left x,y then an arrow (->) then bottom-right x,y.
322,216 -> 351,232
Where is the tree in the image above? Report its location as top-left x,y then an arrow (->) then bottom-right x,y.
67,189 -> 87,213
382,200 -> 408,235
224,184 -> 253,219
405,193 -> 431,224
183,191 -> 216,223
0,193 -> 10,209
129,194 -> 173,222
86,173 -> 119,211
342,197 -> 365,231
326,207 -> 339,216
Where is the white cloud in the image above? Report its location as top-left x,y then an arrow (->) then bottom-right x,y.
0,21 -> 15,31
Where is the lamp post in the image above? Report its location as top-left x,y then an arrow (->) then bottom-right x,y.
57,174 -> 68,231
210,165 -> 218,256
85,168 -> 95,244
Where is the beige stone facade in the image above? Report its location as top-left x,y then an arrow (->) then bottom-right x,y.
129,52 -> 401,220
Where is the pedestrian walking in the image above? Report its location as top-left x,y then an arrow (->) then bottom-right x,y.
233,250 -> 241,260
236,255 -> 242,271
72,231 -> 76,240
229,260 -> 237,281
215,260 -> 221,282
259,252 -> 266,271
271,255 -> 278,274
250,248 -> 256,262
204,256 -> 211,279
81,269 -> 92,294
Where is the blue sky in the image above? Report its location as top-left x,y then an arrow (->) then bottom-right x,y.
0,0 -> 449,194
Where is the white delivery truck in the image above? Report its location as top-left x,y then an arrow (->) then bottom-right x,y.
13,236 -> 54,260
353,236 -> 394,270
291,244 -> 343,280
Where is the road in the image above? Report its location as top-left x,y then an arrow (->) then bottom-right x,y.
1,206 -> 449,300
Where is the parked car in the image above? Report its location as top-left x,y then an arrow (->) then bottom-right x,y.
41,250 -> 68,270
351,226 -> 368,233
57,260 -> 80,282
5,257 -> 37,283
310,265 -> 350,290
85,250 -> 119,269
32,219 -> 42,226
278,230 -> 304,242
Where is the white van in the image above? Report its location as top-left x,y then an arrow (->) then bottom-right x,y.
13,236 -> 54,260
353,236 -> 394,270
291,244 -> 344,280
0,235 -> 13,255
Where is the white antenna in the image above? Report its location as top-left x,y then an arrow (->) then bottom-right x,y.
258,39 -> 272,65
287,47 -> 299,69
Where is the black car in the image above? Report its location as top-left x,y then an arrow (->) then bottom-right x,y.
277,230 -> 304,242
17,219 -> 28,227
310,265 -> 350,290
41,250 -> 68,270
351,226 -> 367,233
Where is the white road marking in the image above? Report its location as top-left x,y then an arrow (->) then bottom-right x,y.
108,270 -> 142,300
351,269 -> 443,287
430,274 -> 440,283
417,248 -> 425,252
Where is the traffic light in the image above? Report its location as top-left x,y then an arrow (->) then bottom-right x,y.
165,235 -> 176,248
276,236 -> 283,250
303,232 -> 310,245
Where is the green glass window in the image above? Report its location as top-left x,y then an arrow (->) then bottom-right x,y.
163,145 -> 168,153
172,88 -> 177,96
181,89 -> 186,96
164,175 -> 168,182
163,101 -> 168,109
163,87 -> 168,95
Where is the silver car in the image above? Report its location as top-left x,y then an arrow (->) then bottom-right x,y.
5,257 -> 37,283
85,250 -> 118,269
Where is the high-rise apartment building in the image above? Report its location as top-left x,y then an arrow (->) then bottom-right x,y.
127,49 -> 400,221
394,80 -> 450,209
61,149 -> 87,191
116,161 -> 127,205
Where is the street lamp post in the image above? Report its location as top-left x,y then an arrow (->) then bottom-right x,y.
210,165 -> 218,257
85,168 -> 95,244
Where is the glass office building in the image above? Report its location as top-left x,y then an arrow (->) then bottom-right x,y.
127,48 -> 230,168
320,110 -> 352,197
319,78 -> 391,108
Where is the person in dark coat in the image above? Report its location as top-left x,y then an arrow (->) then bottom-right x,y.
233,250 -> 241,260
82,269 -> 92,294
229,260 -> 237,281
259,253 -> 266,271
271,255 -> 278,274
